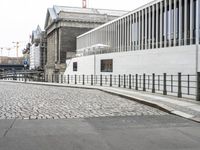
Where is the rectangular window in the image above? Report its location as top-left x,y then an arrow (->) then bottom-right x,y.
73,62 -> 77,71
101,59 -> 113,72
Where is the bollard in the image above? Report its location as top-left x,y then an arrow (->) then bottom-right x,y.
178,72 -> 182,98
163,73 -> 167,95
152,73 -> 155,93
196,72 -> 200,101
135,74 -> 138,90
143,73 -> 146,91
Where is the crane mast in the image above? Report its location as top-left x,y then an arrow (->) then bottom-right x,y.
82,0 -> 87,8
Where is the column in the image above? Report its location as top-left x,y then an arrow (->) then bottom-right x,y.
113,22 -> 116,51
130,14 -> 133,51
174,0 -> 177,46
145,8 -> 148,49
179,0 -> 182,45
119,20 -> 122,52
184,0 -> 187,45
106,25 -> 108,46
164,0 -> 167,47
116,22 -> 118,51
152,4 -> 155,49
160,1 -> 163,48
168,0 -> 172,47
141,10 -> 144,50
148,6 -> 151,49
138,11 -> 141,50
190,0 -> 194,44
156,3 -> 159,48
122,18 -> 125,51
127,16 -> 130,51
125,17 -> 127,51
117,21 -> 119,52
136,13 -> 139,50
196,0 -> 199,45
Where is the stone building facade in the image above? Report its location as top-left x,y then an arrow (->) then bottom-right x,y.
44,5 -> 127,81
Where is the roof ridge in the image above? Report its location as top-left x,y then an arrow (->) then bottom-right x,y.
53,5 -> 129,12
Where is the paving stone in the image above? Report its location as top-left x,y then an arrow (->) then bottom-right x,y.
0,82 -> 167,120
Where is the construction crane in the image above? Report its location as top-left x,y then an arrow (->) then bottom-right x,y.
12,42 -> 20,57
0,47 -> 12,57
12,41 -> 25,57
82,0 -> 87,8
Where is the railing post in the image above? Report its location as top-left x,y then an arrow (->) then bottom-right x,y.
67,74 -> 69,84
129,74 -> 131,89
135,74 -> 138,90
83,75 -> 85,85
163,73 -> 167,95
64,75 -> 66,83
196,72 -> 200,101
158,75 -> 160,91
110,75 -> 112,87
118,75 -> 121,87
91,75 -> 93,86
100,75 -> 102,86
61,74 -> 63,83
187,75 -> 190,95
75,74 -> 77,84
143,73 -> 146,91
52,74 -> 54,83
152,73 -> 155,93
178,72 -> 182,98
123,74 -> 126,88
171,75 -> 173,92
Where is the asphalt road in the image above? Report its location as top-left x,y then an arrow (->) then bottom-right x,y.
0,115 -> 200,150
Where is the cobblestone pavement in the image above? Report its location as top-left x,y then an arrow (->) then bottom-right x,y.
0,82 -> 167,119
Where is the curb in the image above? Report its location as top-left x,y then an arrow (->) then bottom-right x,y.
1,80 -> 199,123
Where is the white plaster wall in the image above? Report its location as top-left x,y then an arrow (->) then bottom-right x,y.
64,45 -> 198,76
30,45 -> 41,70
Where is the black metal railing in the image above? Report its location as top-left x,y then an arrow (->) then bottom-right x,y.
55,73 -> 198,100
2,72 -> 200,101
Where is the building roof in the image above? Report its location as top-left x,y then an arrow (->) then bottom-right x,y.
53,5 -> 128,16
44,5 -> 129,29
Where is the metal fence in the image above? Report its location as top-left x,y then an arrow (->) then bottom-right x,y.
46,72 -> 200,101
2,72 -> 200,101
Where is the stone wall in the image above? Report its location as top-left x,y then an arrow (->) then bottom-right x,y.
60,27 -> 92,63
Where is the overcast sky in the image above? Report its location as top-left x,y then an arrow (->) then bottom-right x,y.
0,0 -> 152,57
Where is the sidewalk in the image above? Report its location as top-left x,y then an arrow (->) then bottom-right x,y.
2,80 -> 200,123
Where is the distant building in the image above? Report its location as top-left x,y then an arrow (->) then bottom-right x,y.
44,5 -> 128,81
30,25 -> 47,70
